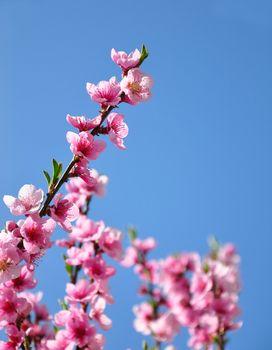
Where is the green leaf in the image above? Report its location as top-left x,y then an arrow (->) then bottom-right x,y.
142,340 -> 149,350
65,262 -> 73,276
203,262 -> 210,273
43,170 -> 51,185
58,299 -> 68,310
57,162 -> 63,178
138,44 -> 149,66
53,326 -> 59,334
52,159 -> 63,184
52,158 -> 59,174
208,235 -> 220,254
128,227 -> 137,241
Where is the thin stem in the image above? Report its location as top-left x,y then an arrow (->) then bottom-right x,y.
155,340 -> 161,350
39,104 -> 116,217
39,156 -> 79,216
216,332 -> 226,350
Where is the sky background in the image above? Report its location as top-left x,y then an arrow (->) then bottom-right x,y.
0,0 -> 272,349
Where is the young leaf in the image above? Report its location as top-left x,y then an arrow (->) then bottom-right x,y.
58,299 -> 68,310
52,159 -> 62,184
128,227 -> 137,241
138,44 -> 149,66
43,170 -> 51,185
142,340 -> 149,350
65,262 -> 73,277
56,162 -> 63,178
52,159 -> 59,174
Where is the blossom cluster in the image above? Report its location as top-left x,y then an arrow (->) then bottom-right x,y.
0,46 -> 242,350
0,46 -> 152,349
123,235 -> 241,350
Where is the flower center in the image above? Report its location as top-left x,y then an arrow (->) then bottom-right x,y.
0,259 -> 11,272
128,82 -> 141,94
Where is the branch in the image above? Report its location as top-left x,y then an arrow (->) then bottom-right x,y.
39,104 -> 116,217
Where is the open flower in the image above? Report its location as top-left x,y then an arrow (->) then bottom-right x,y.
3,184 -> 44,216
89,296 -> 112,330
50,194 -> 79,232
120,68 -> 153,105
0,240 -> 21,284
20,214 -> 55,255
107,113 -> 128,150
111,48 -> 141,71
86,77 -> 121,108
67,131 -> 106,160
66,114 -> 102,132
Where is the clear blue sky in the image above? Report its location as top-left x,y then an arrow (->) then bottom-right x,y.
0,0 -> 271,349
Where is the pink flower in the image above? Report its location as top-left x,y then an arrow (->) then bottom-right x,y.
83,255 -> 115,281
70,216 -> 104,243
0,342 -> 17,350
107,113 -> 129,150
149,313 -> 180,342
66,245 -> 94,266
67,131 -> 106,160
5,324 -> 24,347
120,68 -> 153,105
111,48 -> 141,71
188,314 -> 219,350
3,184 -> 44,216
98,227 -> 123,261
20,214 -> 56,255
5,265 -> 37,292
66,170 -> 108,207
90,296 -> 112,330
65,279 -> 96,304
0,240 -> 21,284
133,302 -> 153,336
133,237 -> 156,254
55,307 -> 96,347
84,334 -> 105,350
66,114 -> 102,132
46,330 -> 74,350
50,194 -> 79,232
0,287 -> 31,326
86,77 -> 121,107
121,246 -> 138,267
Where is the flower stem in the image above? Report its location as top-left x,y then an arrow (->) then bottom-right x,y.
39,104 -> 116,217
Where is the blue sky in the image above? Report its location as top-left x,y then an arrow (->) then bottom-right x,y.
0,0 -> 272,349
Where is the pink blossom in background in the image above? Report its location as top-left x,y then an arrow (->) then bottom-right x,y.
86,77 -> 121,108
111,48 -> 141,71
49,193 -> 79,232
89,296 -> 112,330
120,68 -> 153,105
0,287 -> 31,325
98,227 -> 123,261
107,113 -> 128,150
149,313 -> 180,342
66,114 -> 102,132
133,237 -> 156,254
70,215 -> 104,242
83,255 -> 115,281
65,279 -> 96,304
5,325 -> 24,347
46,330 -> 74,350
133,302 -> 154,336
66,131 -> 106,160
55,307 -> 97,347
3,184 -> 44,216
